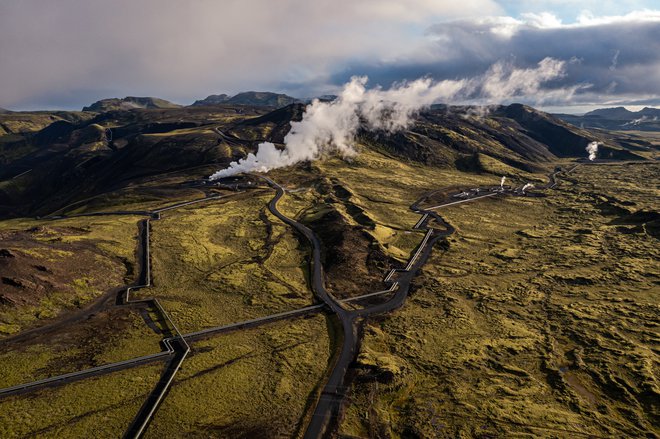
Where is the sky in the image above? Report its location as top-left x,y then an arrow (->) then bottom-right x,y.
0,0 -> 659,113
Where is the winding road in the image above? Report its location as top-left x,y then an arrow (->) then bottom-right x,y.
0,164 -> 581,438
261,171 -> 563,438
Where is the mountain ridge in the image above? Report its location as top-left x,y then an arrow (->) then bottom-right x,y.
191,91 -> 299,108
0,102 -> 651,219
82,96 -> 181,112
555,106 -> 660,131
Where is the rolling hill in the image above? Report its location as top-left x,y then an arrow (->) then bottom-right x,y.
0,102 -> 652,219
191,91 -> 299,108
82,96 -> 182,112
190,94 -> 230,106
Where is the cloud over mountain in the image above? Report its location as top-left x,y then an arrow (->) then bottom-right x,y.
337,10 -> 660,108
0,1 -> 658,110
0,0 -> 500,109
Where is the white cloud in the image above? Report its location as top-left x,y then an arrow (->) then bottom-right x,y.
520,12 -> 563,27
411,10 -> 660,106
478,57 -> 569,102
576,9 -> 660,26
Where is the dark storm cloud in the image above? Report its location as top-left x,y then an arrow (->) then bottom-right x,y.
330,13 -> 660,107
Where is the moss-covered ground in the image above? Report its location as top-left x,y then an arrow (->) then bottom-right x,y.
0,364 -> 162,438
339,162 -> 659,438
143,191 -> 312,333
145,316 -> 330,438
0,306 -> 162,389
0,139 -> 656,438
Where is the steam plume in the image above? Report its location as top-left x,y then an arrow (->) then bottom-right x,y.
521,183 -> 534,192
209,58 -> 567,179
500,176 -> 507,188
586,141 -> 600,161
209,76 -> 466,179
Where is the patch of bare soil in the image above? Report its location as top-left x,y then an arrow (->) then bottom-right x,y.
0,226 -> 130,335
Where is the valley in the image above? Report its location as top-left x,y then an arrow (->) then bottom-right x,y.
0,103 -> 658,438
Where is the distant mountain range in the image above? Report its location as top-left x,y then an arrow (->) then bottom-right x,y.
190,94 -> 231,106
82,96 -> 182,112
554,106 -> 660,131
191,91 -> 300,108
1,101 -> 651,218
80,92 -> 301,113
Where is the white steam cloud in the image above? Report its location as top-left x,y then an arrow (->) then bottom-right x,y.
586,141 -> 601,161
624,115 -> 659,126
500,176 -> 507,188
209,76 -> 466,179
209,58 -> 568,179
521,183 -> 534,192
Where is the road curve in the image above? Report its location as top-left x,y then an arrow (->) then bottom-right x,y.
0,164 -> 583,438
255,175 -> 358,438
270,167 -> 575,438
